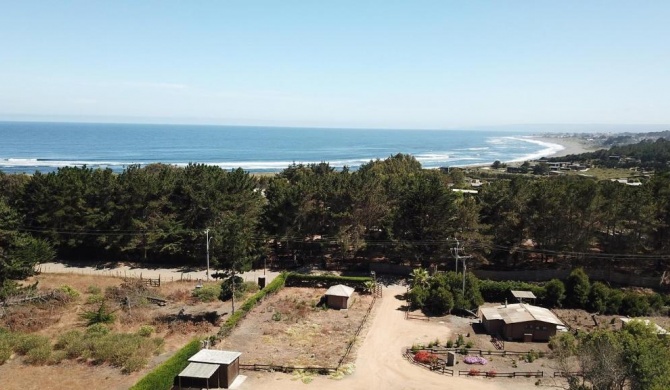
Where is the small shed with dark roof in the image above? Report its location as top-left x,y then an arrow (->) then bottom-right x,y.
325,284 -> 355,310
175,349 -> 241,389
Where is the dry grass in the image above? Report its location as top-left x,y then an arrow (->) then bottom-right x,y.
218,287 -> 373,368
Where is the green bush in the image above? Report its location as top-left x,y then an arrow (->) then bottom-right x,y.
58,285 -> 80,300
130,339 -> 201,390
24,344 -> 52,365
544,279 -> 565,307
566,268 -> 590,308
123,354 -> 149,373
48,349 -> 67,365
137,325 -> 155,337
606,289 -> 624,314
86,285 -> 102,294
621,293 -> 650,317
55,331 -> 87,359
81,302 -> 116,325
15,334 -> 50,355
86,294 -> 105,304
0,339 -> 12,364
193,284 -> 222,302
588,282 -> 610,313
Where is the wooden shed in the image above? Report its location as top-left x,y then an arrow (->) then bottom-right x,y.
325,284 -> 355,310
176,350 -> 241,389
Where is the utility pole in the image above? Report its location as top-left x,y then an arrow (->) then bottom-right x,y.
204,229 -> 212,281
450,238 -> 472,295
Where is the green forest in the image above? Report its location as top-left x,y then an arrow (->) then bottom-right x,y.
1,150 -> 670,294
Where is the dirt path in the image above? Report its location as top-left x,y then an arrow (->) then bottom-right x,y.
244,285 -> 544,390
37,262 -> 281,285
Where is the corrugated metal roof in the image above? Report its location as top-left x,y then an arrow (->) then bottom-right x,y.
189,349 -> 241,365
511,290 -> 537,299
179,362 -> 218,378
325,284 -> 354,297
480,303 -> 563,326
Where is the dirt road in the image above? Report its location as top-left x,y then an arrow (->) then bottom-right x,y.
244,285 -> 544,390
37,262 -> 281,285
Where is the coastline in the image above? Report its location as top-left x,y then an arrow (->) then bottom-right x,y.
530,136 -> 599,158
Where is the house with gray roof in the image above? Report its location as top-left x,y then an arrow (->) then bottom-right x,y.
479,302 -> 564,342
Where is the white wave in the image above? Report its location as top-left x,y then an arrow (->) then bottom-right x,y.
0,158 -> 133,167
505,137 -> 565,162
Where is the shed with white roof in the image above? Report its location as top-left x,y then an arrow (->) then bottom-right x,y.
176,349 -> 241,389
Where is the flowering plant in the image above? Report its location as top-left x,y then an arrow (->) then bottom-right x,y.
463,356 -> 488,365
414,351 -> 439,365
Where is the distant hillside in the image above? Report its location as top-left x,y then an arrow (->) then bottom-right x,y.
548,136 -> 670,170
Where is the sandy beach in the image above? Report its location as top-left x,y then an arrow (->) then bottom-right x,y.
531,136 -> 599,158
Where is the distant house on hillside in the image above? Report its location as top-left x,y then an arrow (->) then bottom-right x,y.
479,302 -> 564,342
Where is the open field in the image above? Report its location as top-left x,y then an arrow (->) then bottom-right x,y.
0,273 -> 233,390
217,287 -> 374,367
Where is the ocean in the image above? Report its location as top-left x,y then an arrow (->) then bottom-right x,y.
0,121 -> 563,174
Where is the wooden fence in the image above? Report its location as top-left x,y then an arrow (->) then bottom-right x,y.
239,363 -> 336,374
337,293 -> 377,369
459,370 -> 543,378
240,289 -> 379,375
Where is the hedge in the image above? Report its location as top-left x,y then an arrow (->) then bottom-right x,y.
129,339 -> 201,390
284,273 -> 372,291
217,272 -> 288,338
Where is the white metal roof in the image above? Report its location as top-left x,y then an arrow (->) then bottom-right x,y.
480,303 -> 563,326
325,284 -> 354,297
189,349 -> 241,365
179,362 -> 218,378
511,290 -> 537,299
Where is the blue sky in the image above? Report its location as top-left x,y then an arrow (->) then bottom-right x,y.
1,1 -> 669,129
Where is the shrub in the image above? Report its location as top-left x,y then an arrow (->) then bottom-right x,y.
48,349 -> 67,365
566,268 -> 590,308
81,302 -> 116,325
468,368 -> 480,376
446,340 -> 454,348
15,334 -> 50,355
123,354 -> 149,373
456,334 -> 465,347
465,341 -> 474,349
606,289 -> 624,314
544,279 -> 565,307
137,325 -> 155,337
413,351 -> 438,365
55,330 -> 85,358
58,285 -> 80,300
24,344 -> 52,365
0,340 -> 11,364
130,339 -> 201,390
86,294 -> 105,304
86,323 -> 111,336
621,293 -> 650,317
588,282 -> 610,313
87,285 -> 102,294
272,312 -> 282,321
192,284 -> 222,302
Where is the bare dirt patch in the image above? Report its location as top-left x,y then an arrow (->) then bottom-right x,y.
217,287 -> 373,368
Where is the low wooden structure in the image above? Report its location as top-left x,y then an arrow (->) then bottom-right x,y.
325,284 -> 355,309
175,350 -> 241,389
